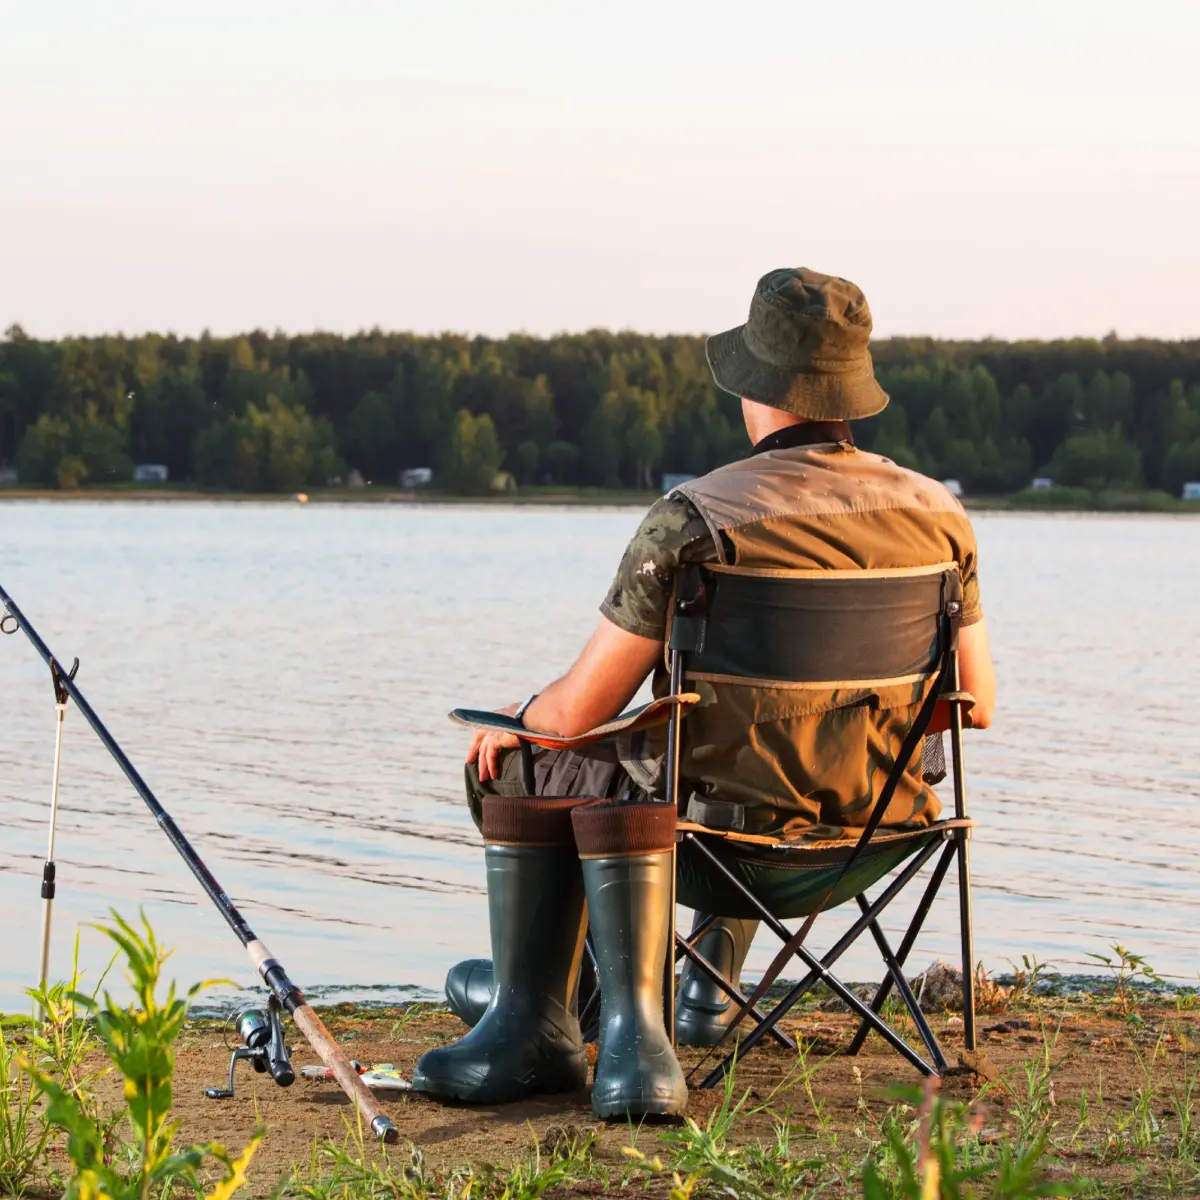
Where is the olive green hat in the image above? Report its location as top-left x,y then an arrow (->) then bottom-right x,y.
705,267 -> 889,419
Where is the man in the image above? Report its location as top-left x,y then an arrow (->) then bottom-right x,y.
412,267 -> 995,1118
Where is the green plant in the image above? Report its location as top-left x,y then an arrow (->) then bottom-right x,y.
1003,1016 -> 1068,1145
862,1080 -> 1077,1199
387,1001 -> 442,1039
28,910 -> 257,1200
0,1020 -> 51,1197
638,1071 -> 772,1198
284,1118 -> 596,1199
26,934 -> 115,1114
1165,1030 -> 1200,1161
1004,956 -> 1061,1008
1084,945 -> 1160,1015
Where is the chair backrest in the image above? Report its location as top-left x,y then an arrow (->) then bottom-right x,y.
672,563 -> 959,688
663,561 -> 965,831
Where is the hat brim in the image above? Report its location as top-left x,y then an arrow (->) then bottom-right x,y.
705,325 -> 889,420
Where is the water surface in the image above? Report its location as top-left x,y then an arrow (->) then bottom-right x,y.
0,502 -> 1196,1011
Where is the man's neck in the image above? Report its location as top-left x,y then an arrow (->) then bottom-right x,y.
751,420 -> 854,456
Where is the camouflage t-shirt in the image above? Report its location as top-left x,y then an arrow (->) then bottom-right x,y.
599,493 -> 718,641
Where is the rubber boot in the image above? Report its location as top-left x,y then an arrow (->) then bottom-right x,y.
445,953 -> 600,1042
444,958 -> 495,1028
674,916 -> 759,1046
573,801 -> 687,1119
412,797 -> 589,1103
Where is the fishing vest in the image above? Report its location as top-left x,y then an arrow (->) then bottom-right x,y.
667,439 -> 978,841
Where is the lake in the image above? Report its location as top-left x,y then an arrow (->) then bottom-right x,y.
0,501 -> 1197,1013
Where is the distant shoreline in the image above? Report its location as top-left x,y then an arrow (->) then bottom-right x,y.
1,485 -> 1198,514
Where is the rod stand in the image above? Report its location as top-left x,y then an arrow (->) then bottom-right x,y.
51,656 -> 80,706
205,995 -> 295,1099
38,656 -> 79,1000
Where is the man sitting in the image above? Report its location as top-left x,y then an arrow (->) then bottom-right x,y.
412,267 -> 996,1119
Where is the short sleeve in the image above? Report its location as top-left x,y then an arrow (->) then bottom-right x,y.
599,494 -> 716,640
957,528 -> 983,626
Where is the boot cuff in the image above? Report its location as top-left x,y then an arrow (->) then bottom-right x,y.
572,801 -> 677,857
482,795 -> 592,846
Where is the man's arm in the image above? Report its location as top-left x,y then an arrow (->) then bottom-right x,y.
469,617 -> 662,781
929,618 -> 995,733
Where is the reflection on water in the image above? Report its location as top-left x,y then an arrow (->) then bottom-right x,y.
1,501 -> 1197,1010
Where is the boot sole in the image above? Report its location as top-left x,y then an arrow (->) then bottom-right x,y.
413,1062 -> 586,1105
674,1017 -> 735,1047
592,1093 -> 688,1120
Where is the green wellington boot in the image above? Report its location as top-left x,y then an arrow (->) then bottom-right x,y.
572,801 -> 687,1120
444,958 -> 495,1027
445,953 -> 600,1040
412,797 -> 589,1104
674,916 -> 759,1046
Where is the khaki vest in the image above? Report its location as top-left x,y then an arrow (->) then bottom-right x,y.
668,440 -> 976,841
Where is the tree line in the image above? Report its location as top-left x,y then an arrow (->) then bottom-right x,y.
1,324 -> 1199,495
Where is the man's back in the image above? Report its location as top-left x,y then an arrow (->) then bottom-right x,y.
602,423 -> 983,839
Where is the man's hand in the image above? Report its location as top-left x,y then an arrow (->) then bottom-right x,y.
466,702 -> 521,783
464,617 -> 662,787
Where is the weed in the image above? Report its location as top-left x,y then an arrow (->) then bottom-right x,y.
28,909 -> 259,1200
1005,955 -> 1061,1008
283,1115 -> 596,1199
0,1020 -> 50,1197
863,1079 -> 1077,1199
387,1002 -> 440,1040
1003,1014 -> 1068,1145
25,934 -> 114,1114
975,963 -> 1015,1014
1084,945 -> 1160,1016
1123,1034 -> 1166,1152
1164,1028 -> 1200,1162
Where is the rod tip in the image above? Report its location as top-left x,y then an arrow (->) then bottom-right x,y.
372,1116 -> 400,1144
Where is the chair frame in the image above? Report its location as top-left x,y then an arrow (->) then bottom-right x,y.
660,566 -> 978,1085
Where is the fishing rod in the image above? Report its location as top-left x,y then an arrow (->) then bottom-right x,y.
0,582 -> 399,1144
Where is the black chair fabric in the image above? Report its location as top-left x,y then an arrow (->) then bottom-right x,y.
673,566 -> 957,685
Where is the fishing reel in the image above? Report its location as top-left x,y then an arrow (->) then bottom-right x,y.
205,995 -> 295,1099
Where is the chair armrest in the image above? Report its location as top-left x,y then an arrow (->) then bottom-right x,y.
447,692 -> 701,750
941,690 -> 975,708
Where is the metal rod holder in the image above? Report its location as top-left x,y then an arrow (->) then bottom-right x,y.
38,656 -> 78,1000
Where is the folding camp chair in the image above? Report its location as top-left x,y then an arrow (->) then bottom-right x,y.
660,560 -> 978,1085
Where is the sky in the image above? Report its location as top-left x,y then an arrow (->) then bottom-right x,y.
1,0 -> 1197,341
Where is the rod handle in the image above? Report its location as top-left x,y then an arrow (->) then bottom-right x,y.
290,1003 -> 399,1143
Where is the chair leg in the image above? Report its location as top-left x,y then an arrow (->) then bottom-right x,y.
665,842 -> 677,1046
697,841 -> 943,1087
858,898 -> 947,1072
674,933 -> 796,1051
956,832 -> 977,1052
701,945 -> 936,1087
676,912 -> 718,953
578,933 -> 601,1032
847,840 -> 956,1057
946,657 -> 977,1053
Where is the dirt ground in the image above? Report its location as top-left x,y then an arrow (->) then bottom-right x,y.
55,994 -> 1199,1196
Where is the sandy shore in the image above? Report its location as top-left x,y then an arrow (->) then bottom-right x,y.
15,988 -> 1197,1198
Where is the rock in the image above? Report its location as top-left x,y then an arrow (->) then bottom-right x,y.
911,961 -> 968,1011
945,1051 -> 1003,1089
539,1124 -> 590,1157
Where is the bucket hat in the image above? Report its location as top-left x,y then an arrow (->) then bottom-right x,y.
706,268 -> 889,419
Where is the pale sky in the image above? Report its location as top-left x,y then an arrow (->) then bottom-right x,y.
1,0 -> 1197,341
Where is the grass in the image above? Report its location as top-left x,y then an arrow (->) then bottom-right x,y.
0,1020 -> 49,1196
5,926 -> 1200,1198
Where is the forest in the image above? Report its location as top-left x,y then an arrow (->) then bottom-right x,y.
1,324 -> 1199,497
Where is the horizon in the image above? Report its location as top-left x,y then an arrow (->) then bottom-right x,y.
7,323 -> 1200,348
3,0 -> 1197,343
